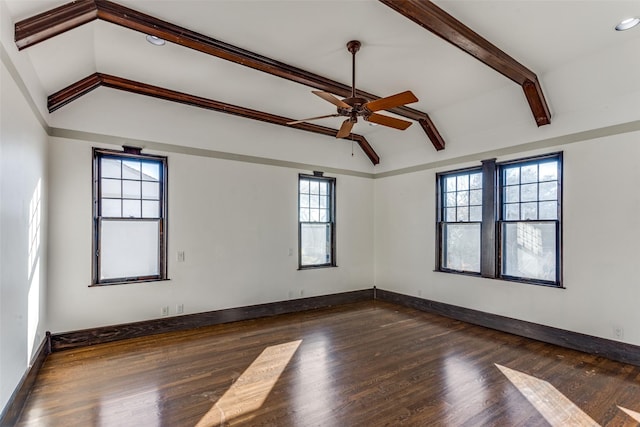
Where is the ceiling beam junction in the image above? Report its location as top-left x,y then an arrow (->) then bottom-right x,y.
15,0 -> 445,151
379,0 -> 551,126
47,73 -> 381,165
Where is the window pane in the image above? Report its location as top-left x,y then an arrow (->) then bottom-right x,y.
521,165 -> 538,183
539,182 -> 557,201
469,189 -> 482,205
320,196 -> 328,209
123,180 -> 141,199
521,202 -> 538,220
521,183 -> 538,202
102,179 -> 121,198
539,201 -> 557,220
443,223 -> 481,273
123,200 -> 141,218
310,194 -> 319,208
300,179 -> 309,193
141,162 -> 160,182
100,219 -> 159,280
310,209 -> 320,222
101,158 -> 121,179
301,223 -> 331,266
300,208 -> 309,221
446,176 -> 456,192
122,160 -> 141,179
309,181 -> 319,194
539,161 -> 557,181
457,175 -> 469,191
456,191 -> 468,206
300,194 -> 310,208
470,206 -> 482,222
142,182 -> 160,200
319,181 -> 328,195
505,203 -> 519,220
102,199 -> 121,217
457,207 -> 469,222
446,208 -> 456,222
469,172 -> 482,189
505,167 -> 519,185
446,192 -> 456,207
505,186 -> 519,203
502,222 -> 556,282
142,201 -> 160,218
319,209 -> 328,222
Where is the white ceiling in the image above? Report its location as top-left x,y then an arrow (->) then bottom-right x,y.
4,0 -> 640,172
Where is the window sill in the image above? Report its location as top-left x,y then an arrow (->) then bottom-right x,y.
298,264 -> 338,271
90,278 -> 171,287
434,269 -> 564,289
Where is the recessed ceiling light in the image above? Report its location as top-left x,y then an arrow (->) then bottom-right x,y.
615,17 -> 640,31
146,35 -> 166,46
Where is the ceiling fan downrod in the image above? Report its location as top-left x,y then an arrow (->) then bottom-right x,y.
347,40 -> 361,99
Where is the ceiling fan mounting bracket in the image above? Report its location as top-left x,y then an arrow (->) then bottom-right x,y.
346,40 -> 361,54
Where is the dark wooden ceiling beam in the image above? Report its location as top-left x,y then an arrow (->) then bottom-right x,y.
48,73 -> 380,165
15,0 -> 445,151
379,0 -> 551,126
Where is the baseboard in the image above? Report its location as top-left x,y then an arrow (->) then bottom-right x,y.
375,288 -> 640,367
0,333 -> 51,427
51,288 -> 374,352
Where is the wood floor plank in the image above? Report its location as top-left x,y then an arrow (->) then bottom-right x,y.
16,301 -> 640,426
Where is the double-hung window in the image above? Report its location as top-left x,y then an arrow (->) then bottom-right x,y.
298,173 -> 336,268
437,153 -> 562,286
93,148 -> 168,285
438,169 -> 483,273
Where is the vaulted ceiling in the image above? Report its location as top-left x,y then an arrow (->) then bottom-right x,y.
3,0 -> 639,173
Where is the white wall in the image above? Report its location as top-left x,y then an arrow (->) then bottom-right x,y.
0,53 -> 49,411
47,137 -> 374,333
374,131 -> 640,346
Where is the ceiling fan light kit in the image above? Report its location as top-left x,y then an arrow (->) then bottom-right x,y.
288,40 -> 418,138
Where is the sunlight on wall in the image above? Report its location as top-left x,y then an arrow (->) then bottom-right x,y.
196,340 -> 302,426
27,179 -> 42,362
495,364 -> 599,426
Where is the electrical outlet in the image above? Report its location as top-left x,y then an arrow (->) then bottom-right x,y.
288,248 -> 293,257
161,306 -> 169,317
299,289 -> 304,297
614,326 -> 624,339
177,251 -> 185,262
176,304 -> 184,314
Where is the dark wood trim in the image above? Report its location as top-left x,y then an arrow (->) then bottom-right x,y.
15,0 -> 444,150
480,158 -> 496,277
378,0 -> 551,127
375,289 -> 640,367
50,289 -> 374,352
0,333 -> 51,427
48,73 -> 380,165
14,0 -> 98,50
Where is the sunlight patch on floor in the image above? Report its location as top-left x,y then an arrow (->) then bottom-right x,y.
618,406 -> 640,422
196,340 -> 302,426
495,364 -> 600,427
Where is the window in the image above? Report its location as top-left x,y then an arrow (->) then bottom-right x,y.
438,169 -> 483,273
436,153 -> 562,286
93,148 -> 168,285
298,173 -> 336,268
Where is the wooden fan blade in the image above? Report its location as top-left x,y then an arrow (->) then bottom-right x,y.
366,113 -> 413,130
336,119 -> 355,138
287,114 -> 339,125
312,91 -> 351,109
364,90 -> 418,112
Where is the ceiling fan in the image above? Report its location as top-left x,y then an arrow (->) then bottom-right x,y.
287,40 -> 419,138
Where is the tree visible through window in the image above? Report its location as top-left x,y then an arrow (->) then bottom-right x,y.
298,174 -> 335,268
93,148 -> 167,285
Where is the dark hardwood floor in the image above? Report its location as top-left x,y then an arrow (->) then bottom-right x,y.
16,301 -> 640,426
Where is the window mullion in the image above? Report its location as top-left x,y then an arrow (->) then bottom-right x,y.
480,158 -> 497,278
